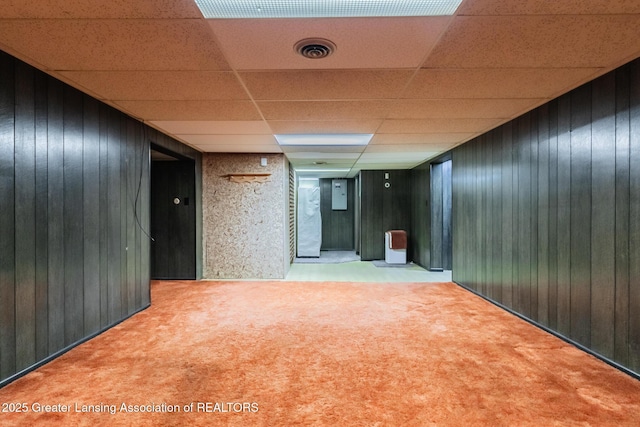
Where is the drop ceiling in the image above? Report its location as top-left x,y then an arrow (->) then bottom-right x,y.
1,1 -> 639,178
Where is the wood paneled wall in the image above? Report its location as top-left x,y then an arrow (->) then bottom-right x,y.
0,50 -> 199,386
410,164 -> 430,268
360,170 -> 411,260
320,178 -> 355,250
430,160 -> 452,270
452,59 -> 640,375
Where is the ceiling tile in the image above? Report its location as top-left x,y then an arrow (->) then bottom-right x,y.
268,120 -> 382,134
458,0 -> 640,15
377,118 -> 500,134
59,71 -> 247,101
151,121 -> 271,135
0,0 -> 203,18
370,133 -> 473,145
405,68 -> 602,99
239,70 -> 414,100
114,100 -> 261,121
0,19 -> 229,71
388,98 -> 544,119
353,162 -> 425,170
194,144 -> 283,153
359,152 -> 431,161
174,135 -> 277,145
280,146 -> 366,154
425,15 -> 640,68
209,17 -> 450,70
257,101 -> 390,120
364,144 -> 450,154
285,152 -> 361,160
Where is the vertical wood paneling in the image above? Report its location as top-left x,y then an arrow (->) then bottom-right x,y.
489,135 -> 502,302
119,116 -> 128,316
501,123 -> 514,307
451,58 -> 640,376
34,72 -> 48,361
63,86 -> 85,346
98,104 -> 110,329
529,110 -> 539,322
410,164 -> 429,268
382,170 -> 411,236
614,66 -> 630,365
150,159 -> 196,280
476,134 -> 493,296
628,60 -> 640,372
360,171 -> 383,260
537,104 -> 550,326
0,52 -> 16,380
556,94 -> 572,337
442,160 -> 453,271
107,109 -> 122,324
430,163 -> 443,268
125,118 -> 137,315
83,95 -> 101,335
516,114 -> 532,317
1,50 -> 197,386
319,178 -> 355,250
14,60 -> 37,371
140,135 -> 151,307
569,84 -> 592,347
46,77 -> 65,355
548,100 -> 559,331
590,73 -> 616,358
360,170 -> 410,261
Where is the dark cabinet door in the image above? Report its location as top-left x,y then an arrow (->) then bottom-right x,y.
151,160 -> 196,279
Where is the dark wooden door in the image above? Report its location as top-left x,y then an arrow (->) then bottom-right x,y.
150,160 -> 196,279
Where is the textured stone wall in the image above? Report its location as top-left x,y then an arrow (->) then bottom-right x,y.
202,153 -> 288,279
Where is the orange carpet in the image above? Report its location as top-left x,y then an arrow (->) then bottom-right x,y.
1,280 -> 639,426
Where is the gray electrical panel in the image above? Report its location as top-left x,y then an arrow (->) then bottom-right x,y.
332,179 -> 347,210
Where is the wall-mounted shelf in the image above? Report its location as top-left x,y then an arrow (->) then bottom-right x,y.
221,173 -> 271,183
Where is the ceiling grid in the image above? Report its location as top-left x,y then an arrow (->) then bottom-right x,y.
0,0 -> 638,176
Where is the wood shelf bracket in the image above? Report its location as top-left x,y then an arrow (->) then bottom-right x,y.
221,173 -> 271,183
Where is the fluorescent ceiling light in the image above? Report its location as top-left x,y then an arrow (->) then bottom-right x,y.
194,0 -> 463,18
275,134 -> 372,146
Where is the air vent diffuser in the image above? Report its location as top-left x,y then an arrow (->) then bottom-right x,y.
295,38 -> 336,59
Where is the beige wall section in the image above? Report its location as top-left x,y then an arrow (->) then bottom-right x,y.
203,153 -> 289,279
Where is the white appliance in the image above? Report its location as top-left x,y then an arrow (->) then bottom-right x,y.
297,179 -> 322,257
385,231 -> 407,264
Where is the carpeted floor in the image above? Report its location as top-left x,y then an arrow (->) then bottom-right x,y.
1,280 -> 639,426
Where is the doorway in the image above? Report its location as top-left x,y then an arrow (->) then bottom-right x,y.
150,146 -> 196,279
430,159 -> 453,271
294,177 -> 360,264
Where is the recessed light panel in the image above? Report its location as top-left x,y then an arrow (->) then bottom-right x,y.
195,0 -> 463,18
275,134 -> 373,146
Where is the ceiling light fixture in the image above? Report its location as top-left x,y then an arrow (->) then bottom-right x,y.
275,134 -> 373,146
194,0 -> 464,18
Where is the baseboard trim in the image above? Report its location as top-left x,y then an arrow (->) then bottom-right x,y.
0,303 -> 151,389
453,281 -> 640,382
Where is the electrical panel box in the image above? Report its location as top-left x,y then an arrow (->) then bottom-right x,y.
332,179 -> 347,210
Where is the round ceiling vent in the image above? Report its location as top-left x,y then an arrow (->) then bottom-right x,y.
295,38 -> 336,59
